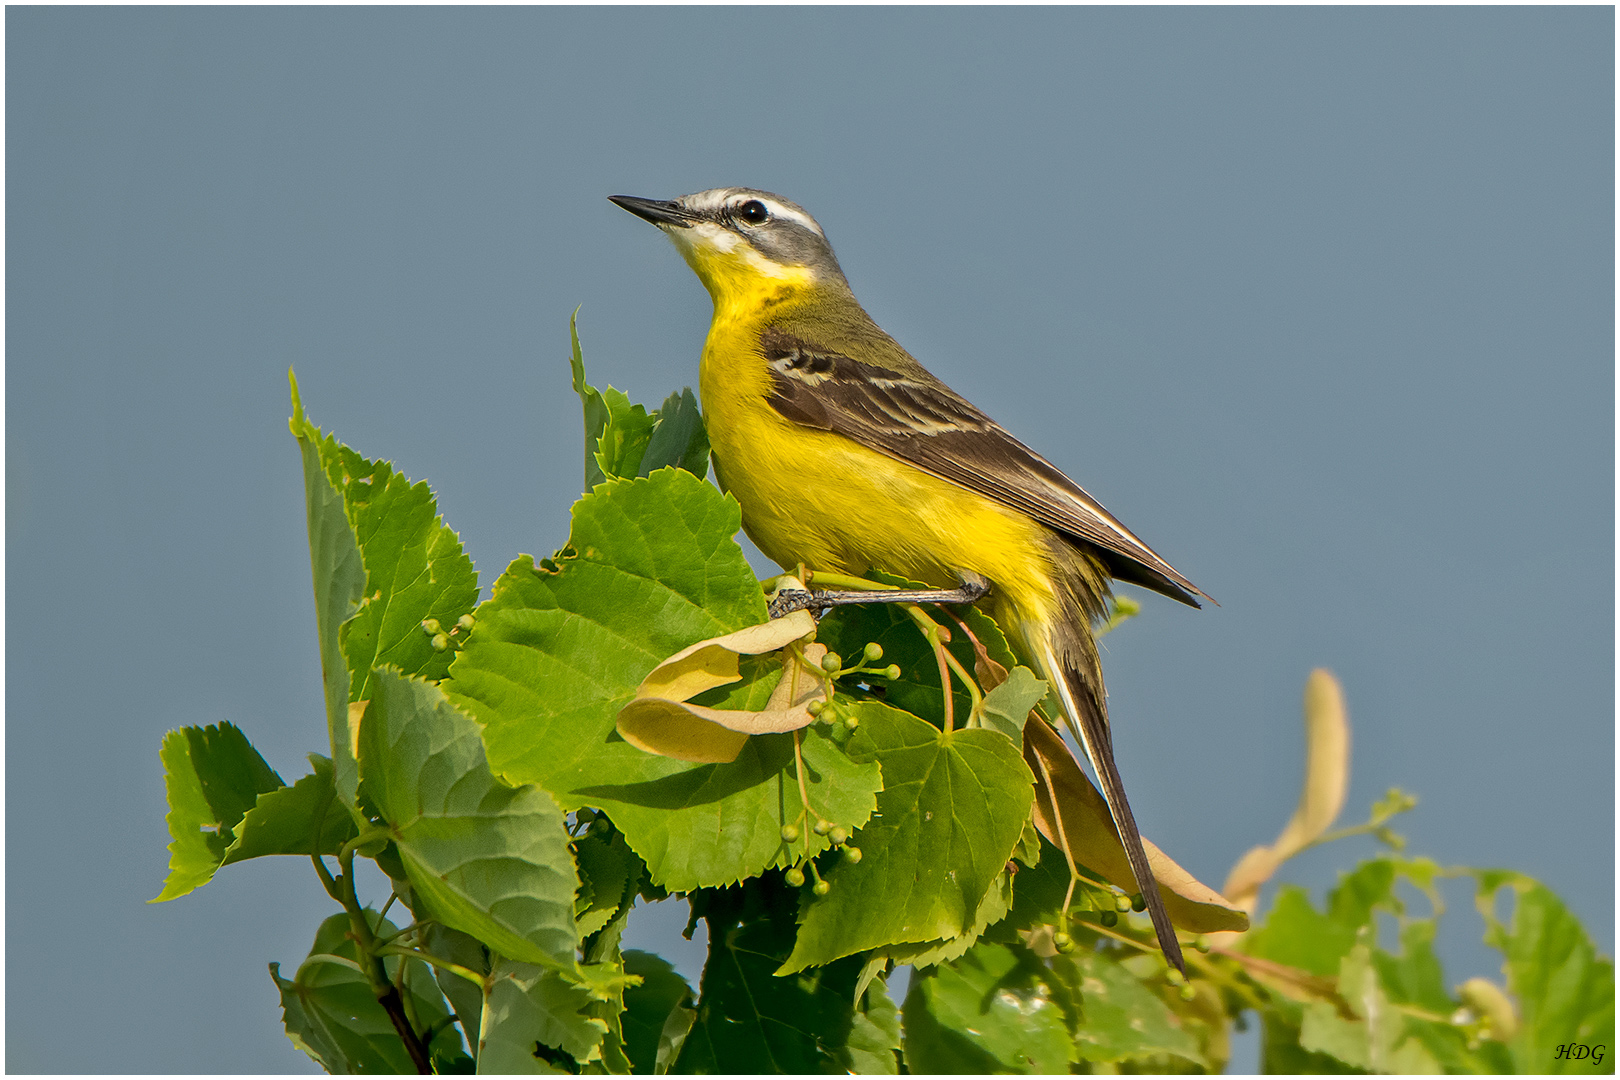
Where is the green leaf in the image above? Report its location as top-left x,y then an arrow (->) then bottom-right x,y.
815,588 -> 999,729
270,911 -> 462,1075
873,872 -> 1012,975
989,833 -> 1073,943
330,452 -> 479,703
1328,857 -> 1398,928
673,878 -> 884,1074
422,923 -> 490,1054
445,468 -> 764,793
639,388 -> 710,479
620,951 -> 696,1075
1481,876 -> 1616,1073
446,470 -> 878,891
289,376 -> 480,707
901,941 -> 1072,1073
595,387 -> 657,484
152,722 -> 285,901
1244,884 -> 1359,977
583,724 -> 881,894
978,665 -> 1047,746
222,755 -> 359,865
1260,1006 -> 1363,1075
1299,941 -> 1443,1073
570,311 -> 612,491
568,316 -> 706,486
1051,949 -> 1205,1068
477,959 -> 609,1071
575,831 -> 636,939
290,373 -> 368,807
782,701 -> 1034,973
359,668 -> 578,969
845,979 -> 902,1075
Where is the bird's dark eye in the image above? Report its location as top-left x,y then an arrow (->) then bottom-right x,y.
735,200 -> 769,225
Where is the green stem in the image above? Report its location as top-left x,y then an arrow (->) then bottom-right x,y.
903,605 -> 956,734
804,570 -> 901,592
336,835 -> 433,1073
339,825 -> 393,862
938,646 -> 984,725
372,891 -> 399,934
311,854 -> 344,904
377,946 -> 489,990
294,952 -> 367,980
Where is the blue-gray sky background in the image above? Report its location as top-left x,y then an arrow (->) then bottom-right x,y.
8,7 -> 1612,1073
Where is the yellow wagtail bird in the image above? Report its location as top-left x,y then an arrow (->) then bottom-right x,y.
610,188 -> 1209,973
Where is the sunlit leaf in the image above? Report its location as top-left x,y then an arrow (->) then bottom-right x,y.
152,722 -> 284,901
1477,874 -> 1616,1073
445,470 -> 877,891
290,373 -> 368,807
782,701 -> 1033,973
359,668 -> 578,969
223,754 -> 358,865
978,665 -> 1046,746
595,387 -> 656,485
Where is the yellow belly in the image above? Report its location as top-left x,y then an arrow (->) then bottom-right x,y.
699,320 -> 1060,625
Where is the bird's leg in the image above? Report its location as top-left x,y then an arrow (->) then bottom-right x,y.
766,578 -> 990,619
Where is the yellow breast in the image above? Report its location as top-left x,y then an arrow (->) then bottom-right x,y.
696,290 -> 1060,625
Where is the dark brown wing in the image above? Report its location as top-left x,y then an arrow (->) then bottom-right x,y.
758,327 -> 1208,606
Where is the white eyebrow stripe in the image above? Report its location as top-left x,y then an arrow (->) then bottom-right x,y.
752,197 -> 824,238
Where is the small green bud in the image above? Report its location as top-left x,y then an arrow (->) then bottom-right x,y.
431,633 -> 451,652
456,613 -> 476,632
843,713 -> 859,730
780,824 -> 799,843
1165,968 -> 1186,987
1052,931 -> 1073,950
1131,892 -> 1147,913
1179,983 -> 1198,1002
829,826 -> 848,846
884,664 -> 902,681
812,879 -> 831,897
813,819 -> 832,836
1115,894 -> 1133,913
1100,910 -> 1118,927
806,699 -> 825,716
1194,935 -> 1211,954
785,866 -> 805,887
422,618 -> 442,635
844,846 -> 862,864
863,642 -> 884,663
820,652 -> 843,673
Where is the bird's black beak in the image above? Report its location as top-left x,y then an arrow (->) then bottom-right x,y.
609,195 -> 696,228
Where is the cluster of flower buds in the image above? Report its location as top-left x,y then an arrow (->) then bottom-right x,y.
805,640 -> 901,742
779,817 -> 862,897
422,612 -> 476,652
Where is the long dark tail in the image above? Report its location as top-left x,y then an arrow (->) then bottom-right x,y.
1035,624 -> 1186,975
